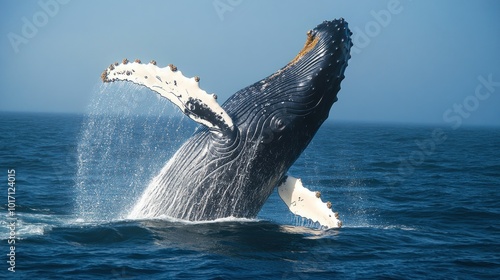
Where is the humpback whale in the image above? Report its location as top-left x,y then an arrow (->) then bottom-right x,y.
101,19 -> 352,228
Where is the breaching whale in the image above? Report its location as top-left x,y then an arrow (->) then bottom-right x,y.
101,19 -> 352,228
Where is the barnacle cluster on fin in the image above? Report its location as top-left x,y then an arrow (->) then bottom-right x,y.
101,59 -> 234,134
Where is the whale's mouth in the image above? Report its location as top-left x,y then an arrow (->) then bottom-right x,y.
265,18 -> 352,102
289,30 -> 320,66
267,29 -> 321,82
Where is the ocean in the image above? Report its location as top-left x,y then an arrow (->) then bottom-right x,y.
1,107 -> 499,279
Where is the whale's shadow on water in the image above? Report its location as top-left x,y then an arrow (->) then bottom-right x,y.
136,219 -> 340,256
56,219 -> 340,257
56,218 -> 338,258
45,219 -> 345,277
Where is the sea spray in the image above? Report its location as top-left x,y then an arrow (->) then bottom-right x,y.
74,83 -> 194,222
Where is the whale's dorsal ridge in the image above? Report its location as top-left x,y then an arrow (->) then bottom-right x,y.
101,60 -> 234,135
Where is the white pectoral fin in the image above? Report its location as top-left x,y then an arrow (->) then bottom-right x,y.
278,176 -> 342,229
101,59 -> 234,134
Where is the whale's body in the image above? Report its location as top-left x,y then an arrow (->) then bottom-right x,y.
103,19 -> 352,227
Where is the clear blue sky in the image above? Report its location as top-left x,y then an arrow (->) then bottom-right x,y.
1,0 -> 499,126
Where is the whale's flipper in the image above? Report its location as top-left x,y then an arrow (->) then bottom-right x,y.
278,176 -> 342,229
101,60 -> 234,134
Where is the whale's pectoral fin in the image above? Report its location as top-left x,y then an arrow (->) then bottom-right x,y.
278,175 -> 342,229
101,59 -> 234,134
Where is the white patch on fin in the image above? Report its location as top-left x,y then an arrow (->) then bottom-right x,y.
101,60 -> 234,133
278,176 -> 342,229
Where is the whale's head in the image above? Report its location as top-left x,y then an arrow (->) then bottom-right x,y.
204,19 -> 354,205
278,18 -> 353,127
225,18 -> 352,154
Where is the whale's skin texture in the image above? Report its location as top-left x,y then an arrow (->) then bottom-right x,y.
129,19 -> 352,221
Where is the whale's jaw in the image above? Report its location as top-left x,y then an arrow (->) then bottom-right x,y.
225,18 -> 352,135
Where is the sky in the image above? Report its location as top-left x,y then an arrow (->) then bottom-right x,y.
1,0 -> 499,126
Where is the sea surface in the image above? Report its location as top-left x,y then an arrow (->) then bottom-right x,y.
1,108 -> 499,279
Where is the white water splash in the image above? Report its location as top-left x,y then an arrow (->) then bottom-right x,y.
74,83 -> 193,222
126,215 -> 259,225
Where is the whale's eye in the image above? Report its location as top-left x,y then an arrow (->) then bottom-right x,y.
276,119 -> 285,130
187,102 -> 196,111
272,116 -> 290,132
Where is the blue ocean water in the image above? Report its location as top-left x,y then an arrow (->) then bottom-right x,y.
1,108 -> 499,279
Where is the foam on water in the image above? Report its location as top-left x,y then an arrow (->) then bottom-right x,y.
1,213 -> 74,239
126,215 -> 259,225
